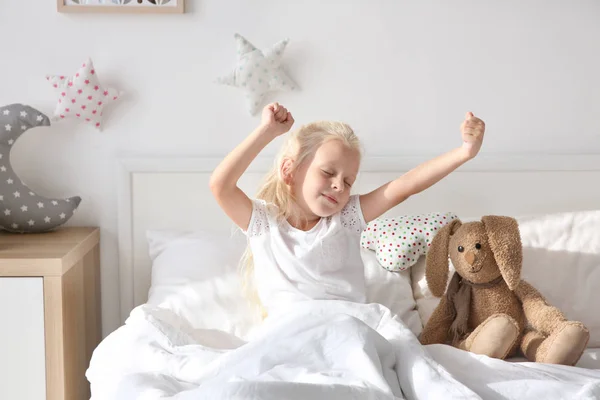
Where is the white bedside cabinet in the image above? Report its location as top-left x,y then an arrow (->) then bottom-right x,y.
0,227 -> 101,400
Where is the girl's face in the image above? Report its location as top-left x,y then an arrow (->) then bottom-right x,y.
291,139 -> 360,220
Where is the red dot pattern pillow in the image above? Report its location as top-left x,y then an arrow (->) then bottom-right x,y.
361,212 -> 458,271
46,58 -> 122,130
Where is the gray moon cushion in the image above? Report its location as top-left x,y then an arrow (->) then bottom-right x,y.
0,103 -> 81,233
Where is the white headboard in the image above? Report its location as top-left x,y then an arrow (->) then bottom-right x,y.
117,155 -> 600,322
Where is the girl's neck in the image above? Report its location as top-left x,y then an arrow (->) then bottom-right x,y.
286,202 -> 321,231
287,215 -> 321,231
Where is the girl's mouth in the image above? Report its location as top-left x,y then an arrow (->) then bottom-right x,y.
322,194 -> 338,204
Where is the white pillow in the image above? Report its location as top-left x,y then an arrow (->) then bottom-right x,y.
518,210 -> 600,347
362,248 -> 422,336
146,230 -> 422,339
410,256 -> 453,328
411,210 -> 600,348
146,229 -> 262,340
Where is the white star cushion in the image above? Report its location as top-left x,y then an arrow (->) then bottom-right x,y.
217,34 -> 297,115
47,58 -> 122,130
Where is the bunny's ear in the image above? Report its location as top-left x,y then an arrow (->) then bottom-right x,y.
481,216 -> 523,290
426,219 -> 462,297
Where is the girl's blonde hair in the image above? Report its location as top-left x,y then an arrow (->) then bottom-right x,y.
240,121 -> 362,317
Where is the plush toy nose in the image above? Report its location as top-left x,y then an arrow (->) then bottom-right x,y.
465,251 -> 476,266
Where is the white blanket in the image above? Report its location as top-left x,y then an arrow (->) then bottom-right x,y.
87,300 -> 600,400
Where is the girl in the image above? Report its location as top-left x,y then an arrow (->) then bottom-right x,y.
210,103 -> 485,317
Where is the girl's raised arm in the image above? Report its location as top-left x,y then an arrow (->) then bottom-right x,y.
360,112 -> 485,223
209,103 -> 294,230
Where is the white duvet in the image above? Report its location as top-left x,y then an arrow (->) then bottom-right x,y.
87,300 -> 600,400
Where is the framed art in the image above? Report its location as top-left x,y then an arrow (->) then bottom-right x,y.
57,0 -> 185,14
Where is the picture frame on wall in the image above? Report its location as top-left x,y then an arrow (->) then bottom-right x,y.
57,0 -> 185,14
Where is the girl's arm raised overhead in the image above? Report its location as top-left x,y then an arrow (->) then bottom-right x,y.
209,103 -> 294,230
360,112 -> 485,223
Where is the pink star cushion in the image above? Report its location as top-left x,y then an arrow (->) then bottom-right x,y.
46,58 -> 122,130
361,212 -> 459,271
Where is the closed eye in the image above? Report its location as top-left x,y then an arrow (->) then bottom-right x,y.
322,169 -> 353,187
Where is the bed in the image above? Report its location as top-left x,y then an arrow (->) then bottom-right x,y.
88,155 -> 600,399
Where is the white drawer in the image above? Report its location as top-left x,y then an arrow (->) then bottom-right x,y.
0,277 -> 46,400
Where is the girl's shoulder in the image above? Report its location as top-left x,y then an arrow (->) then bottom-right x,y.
339,194 -> 367,234
244,198 -> 279,238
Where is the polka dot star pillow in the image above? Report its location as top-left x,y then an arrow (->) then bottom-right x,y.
361,212 -> 458,271
46,58 -> 122,130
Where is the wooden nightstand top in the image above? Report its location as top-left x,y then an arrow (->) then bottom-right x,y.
0,227 -> 100,276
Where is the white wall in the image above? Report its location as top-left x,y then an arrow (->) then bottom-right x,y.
1,0 -> 599,336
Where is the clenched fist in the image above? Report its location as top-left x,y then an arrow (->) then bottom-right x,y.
260,102 -> 295,137
460,112 -> 485,159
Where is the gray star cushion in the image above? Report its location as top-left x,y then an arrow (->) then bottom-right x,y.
0,104 -> 81,233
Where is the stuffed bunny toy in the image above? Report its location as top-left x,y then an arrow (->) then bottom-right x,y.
419,216 -> 589,365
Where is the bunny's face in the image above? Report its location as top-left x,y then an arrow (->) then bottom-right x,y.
448,222 -> 502,284
425,216 -> 523,298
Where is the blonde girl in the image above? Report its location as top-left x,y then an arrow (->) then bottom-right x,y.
210,103 -> 485,317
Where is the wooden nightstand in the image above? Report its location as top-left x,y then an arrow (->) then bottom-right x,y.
0,227 -> 101,400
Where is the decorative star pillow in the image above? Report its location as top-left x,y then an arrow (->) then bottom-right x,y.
47,58 -> 122,130
217,33 -> 297,115
361,212 -> 459,271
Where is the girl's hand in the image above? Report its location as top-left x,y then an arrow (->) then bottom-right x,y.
260,102 -> 295,137
460,112 -> 485,159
